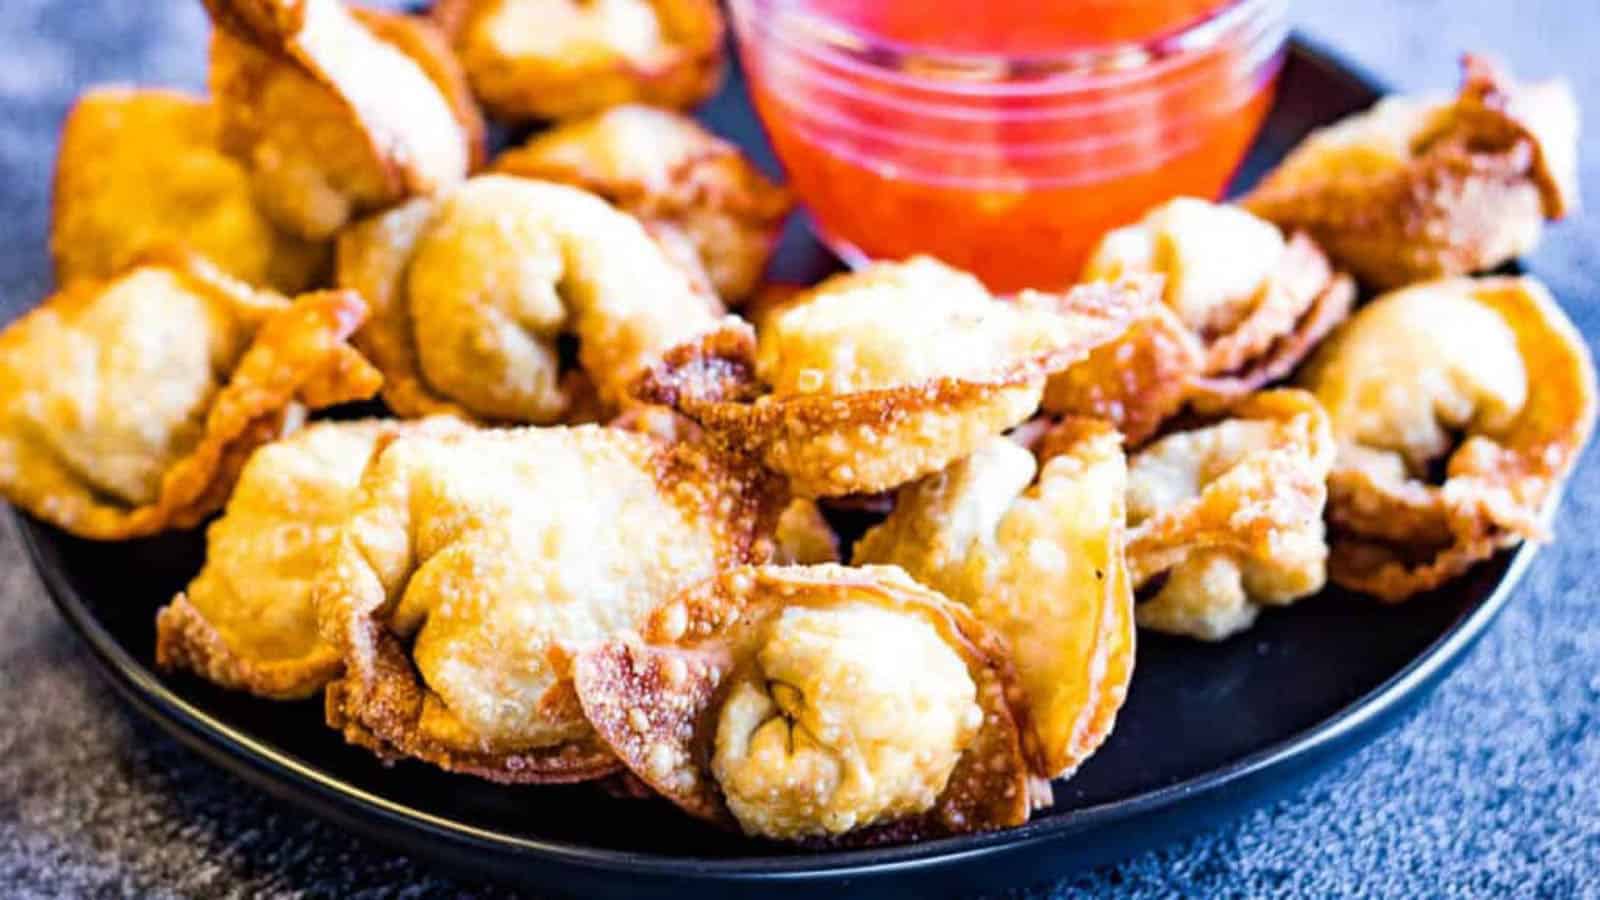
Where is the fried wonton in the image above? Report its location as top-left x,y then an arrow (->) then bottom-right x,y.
205,0 -> 482,240
316,424 -> 784,782
1243,54 -> 1579,290
636,257 -> 1155,497
432,0 -> 724,122
1298,276 -> 1596,602
1041,198 -> 1356,445
0,250 -> 379,540
337,175 -> 720,423
773,498 -> 840,565
493,105 -> 791,302
573,564 -> 1039,843
51,87 -> 327,294
855,419 -> 1133,779
1125,390 -> 1334,641
156,418 -> 463,699
606,402 -> 837,561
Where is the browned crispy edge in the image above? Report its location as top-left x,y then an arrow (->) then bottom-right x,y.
206,0 -> 475,201
1027,417 -> 1137,780
573,564 -> 1038,844
322,429 -> 789,784
1125,389 -> 1334,584
0,248 -> 378,540
155,594 -> 342,700
430,0 -> 726,121
633,278 -> 1156,474
1242,54 -> 1576,289
492,115 -> 792,301
1326,277 -> 1597,601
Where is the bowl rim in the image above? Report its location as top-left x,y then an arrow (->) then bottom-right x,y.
728,0 -> 1288,98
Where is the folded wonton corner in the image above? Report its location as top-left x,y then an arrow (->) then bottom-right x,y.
205,0 -> 482,240
0,249 -> 379,540
1243,53 -> 1579,289
636,257 -> 1157,497
1299,276 -> 1595,601
573,564 -> 1041,843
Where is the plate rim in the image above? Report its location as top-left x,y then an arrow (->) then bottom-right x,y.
23,512 -> 1535,879
15,31 -> 1531,885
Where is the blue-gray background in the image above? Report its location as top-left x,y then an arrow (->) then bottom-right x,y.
0,2 -> 1596,897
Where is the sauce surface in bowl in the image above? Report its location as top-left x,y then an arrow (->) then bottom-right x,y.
733,0 -> 1287,291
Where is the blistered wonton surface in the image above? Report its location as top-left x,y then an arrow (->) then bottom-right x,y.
1243,54 -> 1579,290
1298,276 -> 1596,602
1125,390 -> 1334,641
51,87 -> 327,294
637,257 -> 1154,497
493,105 -> 791,302
573,564 -> 1038,843
855,419 -> 1133,779
432,0 -> 724,122
338,175 -> 719,423
0,250 -> 378,540
156,418 -> 464,700
315,424 -> 784,783
205,0 -> 480,240
1042,198 -> 1355,445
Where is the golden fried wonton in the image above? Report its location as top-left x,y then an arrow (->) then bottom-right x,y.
0,250 -> 379,540
432,0 -> 724,122
855,419 -> 1132,779
773,498 -> 840,565
1041,198 -> 1356,445
573,564 -> 1039,843
51,87 -> 327,294
337,175 -> 720,423
156,418 -> 465,699
315,424 -> 785,783
493,105 -> 791,303
1298,276 -> 1596,602
205,0 -> 481,240
636,257 -> 1155,497
1243,54 -> 1579,290
1125,390 -> 1334,641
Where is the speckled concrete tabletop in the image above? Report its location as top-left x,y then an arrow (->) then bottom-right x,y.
1,1 -> 1596,897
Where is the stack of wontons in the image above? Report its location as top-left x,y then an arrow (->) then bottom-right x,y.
7,0 -> 1591,846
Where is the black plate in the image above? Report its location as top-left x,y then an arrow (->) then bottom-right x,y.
22,35 -> 1537,899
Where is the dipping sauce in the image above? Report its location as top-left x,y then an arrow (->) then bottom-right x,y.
730,0 -> 1288,292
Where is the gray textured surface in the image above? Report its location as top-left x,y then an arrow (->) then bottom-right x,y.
1,1 -> 1597,897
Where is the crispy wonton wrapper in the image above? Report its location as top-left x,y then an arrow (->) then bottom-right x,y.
855,420 -> 1133,780
1125,389 -> 1335,641
316,424 -> 785,783
205,0 -> 481,240
636,257 -> 1155,497
337,175 -> 720,423
156,418 -> 464,699
432,0 -> 724,122
772,498 -> 840,565
1042,198 -> 1356,445
1243,54 -> 1579,290
573,564 -> 1040,844
0,250 -> 378,541
493,105 -> 791,303
1298,276 -> 1596,602
51,87 -> 327,294
606,404 -> 839,563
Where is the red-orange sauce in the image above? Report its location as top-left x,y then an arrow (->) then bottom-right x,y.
738,1 -> 1283,292
807,0 -> 1238,52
